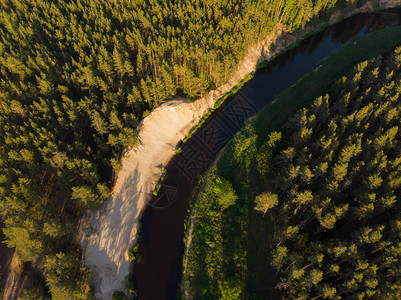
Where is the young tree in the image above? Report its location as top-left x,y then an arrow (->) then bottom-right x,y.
254,192 -> 278,217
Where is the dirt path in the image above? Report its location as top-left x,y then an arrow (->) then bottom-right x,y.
79,1 -> 400,298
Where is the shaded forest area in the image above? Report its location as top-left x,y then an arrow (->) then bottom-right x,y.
185,46 -> 401,299
263,47 -> 401,299
0,0 -> 371,298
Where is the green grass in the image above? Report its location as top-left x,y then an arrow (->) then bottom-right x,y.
128,221 -> 142,262
180,13 -> 401,149
183,24 -> 401,299
152,170 -> 166,196
182,110 -> 212,143
213,73 -> 255,110
181,74 -> 255,144
244,25 -> 401,296
182,171 -> 249,298
112,291 -> 128,300
254,25 -> 401,141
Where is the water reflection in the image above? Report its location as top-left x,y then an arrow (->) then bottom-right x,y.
133,9 -> 401,300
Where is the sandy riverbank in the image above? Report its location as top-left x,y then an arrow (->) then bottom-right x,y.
79,1 -> 400,298
79,97 -> 214,299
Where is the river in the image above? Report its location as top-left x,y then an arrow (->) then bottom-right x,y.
132,9 -> 401,300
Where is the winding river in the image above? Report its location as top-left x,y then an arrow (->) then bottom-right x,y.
133,9 -> 401,300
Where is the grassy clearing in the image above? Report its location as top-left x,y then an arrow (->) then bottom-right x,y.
183,24 -> 401,299
182,170 -> 249,299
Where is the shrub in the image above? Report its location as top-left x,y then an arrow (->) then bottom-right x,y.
112,291 -> 127,300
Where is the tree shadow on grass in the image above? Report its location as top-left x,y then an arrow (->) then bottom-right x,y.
245,211 -> 281,300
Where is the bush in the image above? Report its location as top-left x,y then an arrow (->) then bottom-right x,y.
112,291 -> 127,300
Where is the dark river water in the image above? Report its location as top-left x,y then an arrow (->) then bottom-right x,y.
132,9 -> 401,300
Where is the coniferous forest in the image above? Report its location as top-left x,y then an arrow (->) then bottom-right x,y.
185,47 -> 401,299
265,49 -> 401,299
0,0 -> 389,298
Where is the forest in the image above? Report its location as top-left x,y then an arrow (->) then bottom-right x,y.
0,0 -> 377,298
184,45 -> 401,299
265,47 -> 401,299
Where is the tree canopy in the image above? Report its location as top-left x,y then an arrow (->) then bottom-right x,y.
0,0 -> 370,297
258,48 -> 401,299
185,45 -> 401,299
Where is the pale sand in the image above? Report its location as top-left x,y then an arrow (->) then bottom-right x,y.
79,1 -> 400,298
79,97 -> 214,299
79,18 -> 268,299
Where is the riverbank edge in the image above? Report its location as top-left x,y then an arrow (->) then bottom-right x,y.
78,1 -> 400,298
181,6 -> 401,300
147,1 -> 401,297
175,0 -> 398,150
158,0 -> 398,196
